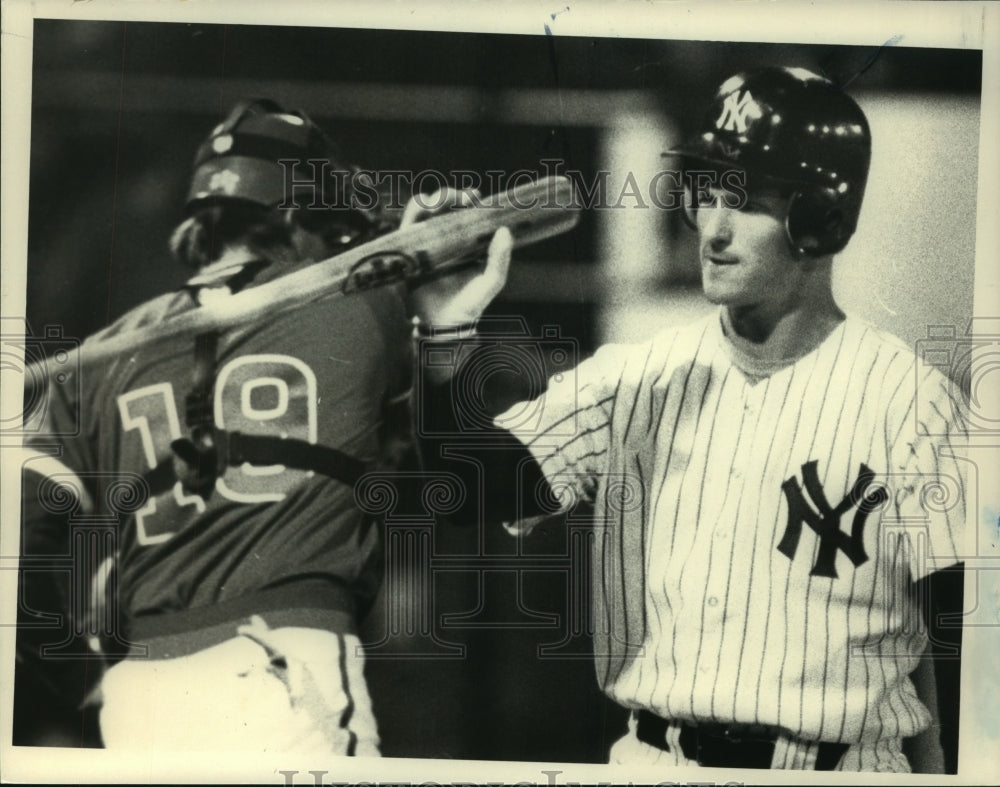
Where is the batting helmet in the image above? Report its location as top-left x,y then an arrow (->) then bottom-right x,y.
668,66 -> 872,256
186,98 -> 380,234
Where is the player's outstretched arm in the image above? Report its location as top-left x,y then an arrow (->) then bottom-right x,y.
416,364 -> 557,529
403,189 -> 548,527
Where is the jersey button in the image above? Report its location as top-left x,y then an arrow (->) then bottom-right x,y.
707,596 -> 719,606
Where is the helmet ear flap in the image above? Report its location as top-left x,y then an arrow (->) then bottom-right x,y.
786,186 -> 854,257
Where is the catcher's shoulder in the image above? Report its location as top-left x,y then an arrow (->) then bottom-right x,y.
85,290 -> 192,347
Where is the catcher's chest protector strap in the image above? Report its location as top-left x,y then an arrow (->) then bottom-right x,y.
156,261 -> 368,499
218,431 -> 366,486
149,432 -> 368,501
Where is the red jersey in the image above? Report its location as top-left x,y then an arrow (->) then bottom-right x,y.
29,259 -> 413,642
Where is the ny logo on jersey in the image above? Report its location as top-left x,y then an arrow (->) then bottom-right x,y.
716,90 -> 761,134
777,461 -> 888,578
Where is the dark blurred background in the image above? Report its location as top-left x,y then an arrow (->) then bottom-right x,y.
13,19 -> 981,764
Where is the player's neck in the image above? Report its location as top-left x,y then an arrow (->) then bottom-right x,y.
723,290 -> 844,365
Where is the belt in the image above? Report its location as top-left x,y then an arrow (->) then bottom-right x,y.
636,710 -> 849,770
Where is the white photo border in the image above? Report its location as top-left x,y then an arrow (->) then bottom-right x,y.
2,1 -> 998,784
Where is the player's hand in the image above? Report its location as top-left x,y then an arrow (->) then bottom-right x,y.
403,187 -> 513,330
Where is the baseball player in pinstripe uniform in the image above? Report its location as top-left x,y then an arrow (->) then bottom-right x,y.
412,67 -> 966,772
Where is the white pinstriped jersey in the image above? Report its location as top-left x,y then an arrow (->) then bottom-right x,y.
500,310 -> 966,745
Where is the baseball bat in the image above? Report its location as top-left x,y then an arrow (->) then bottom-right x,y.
41,176 -> 579,368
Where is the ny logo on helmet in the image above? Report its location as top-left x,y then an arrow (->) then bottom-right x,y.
716,90 -> 761,134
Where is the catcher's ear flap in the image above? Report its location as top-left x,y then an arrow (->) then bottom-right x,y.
786,186 -> 852,257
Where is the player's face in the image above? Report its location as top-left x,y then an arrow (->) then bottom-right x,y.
695,185 -> 803,311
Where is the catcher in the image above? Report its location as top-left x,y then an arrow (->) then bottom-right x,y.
17,98 -> 508,753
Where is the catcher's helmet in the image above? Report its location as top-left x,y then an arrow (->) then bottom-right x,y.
668,67 -> 871,256
186,98 -> 379,233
